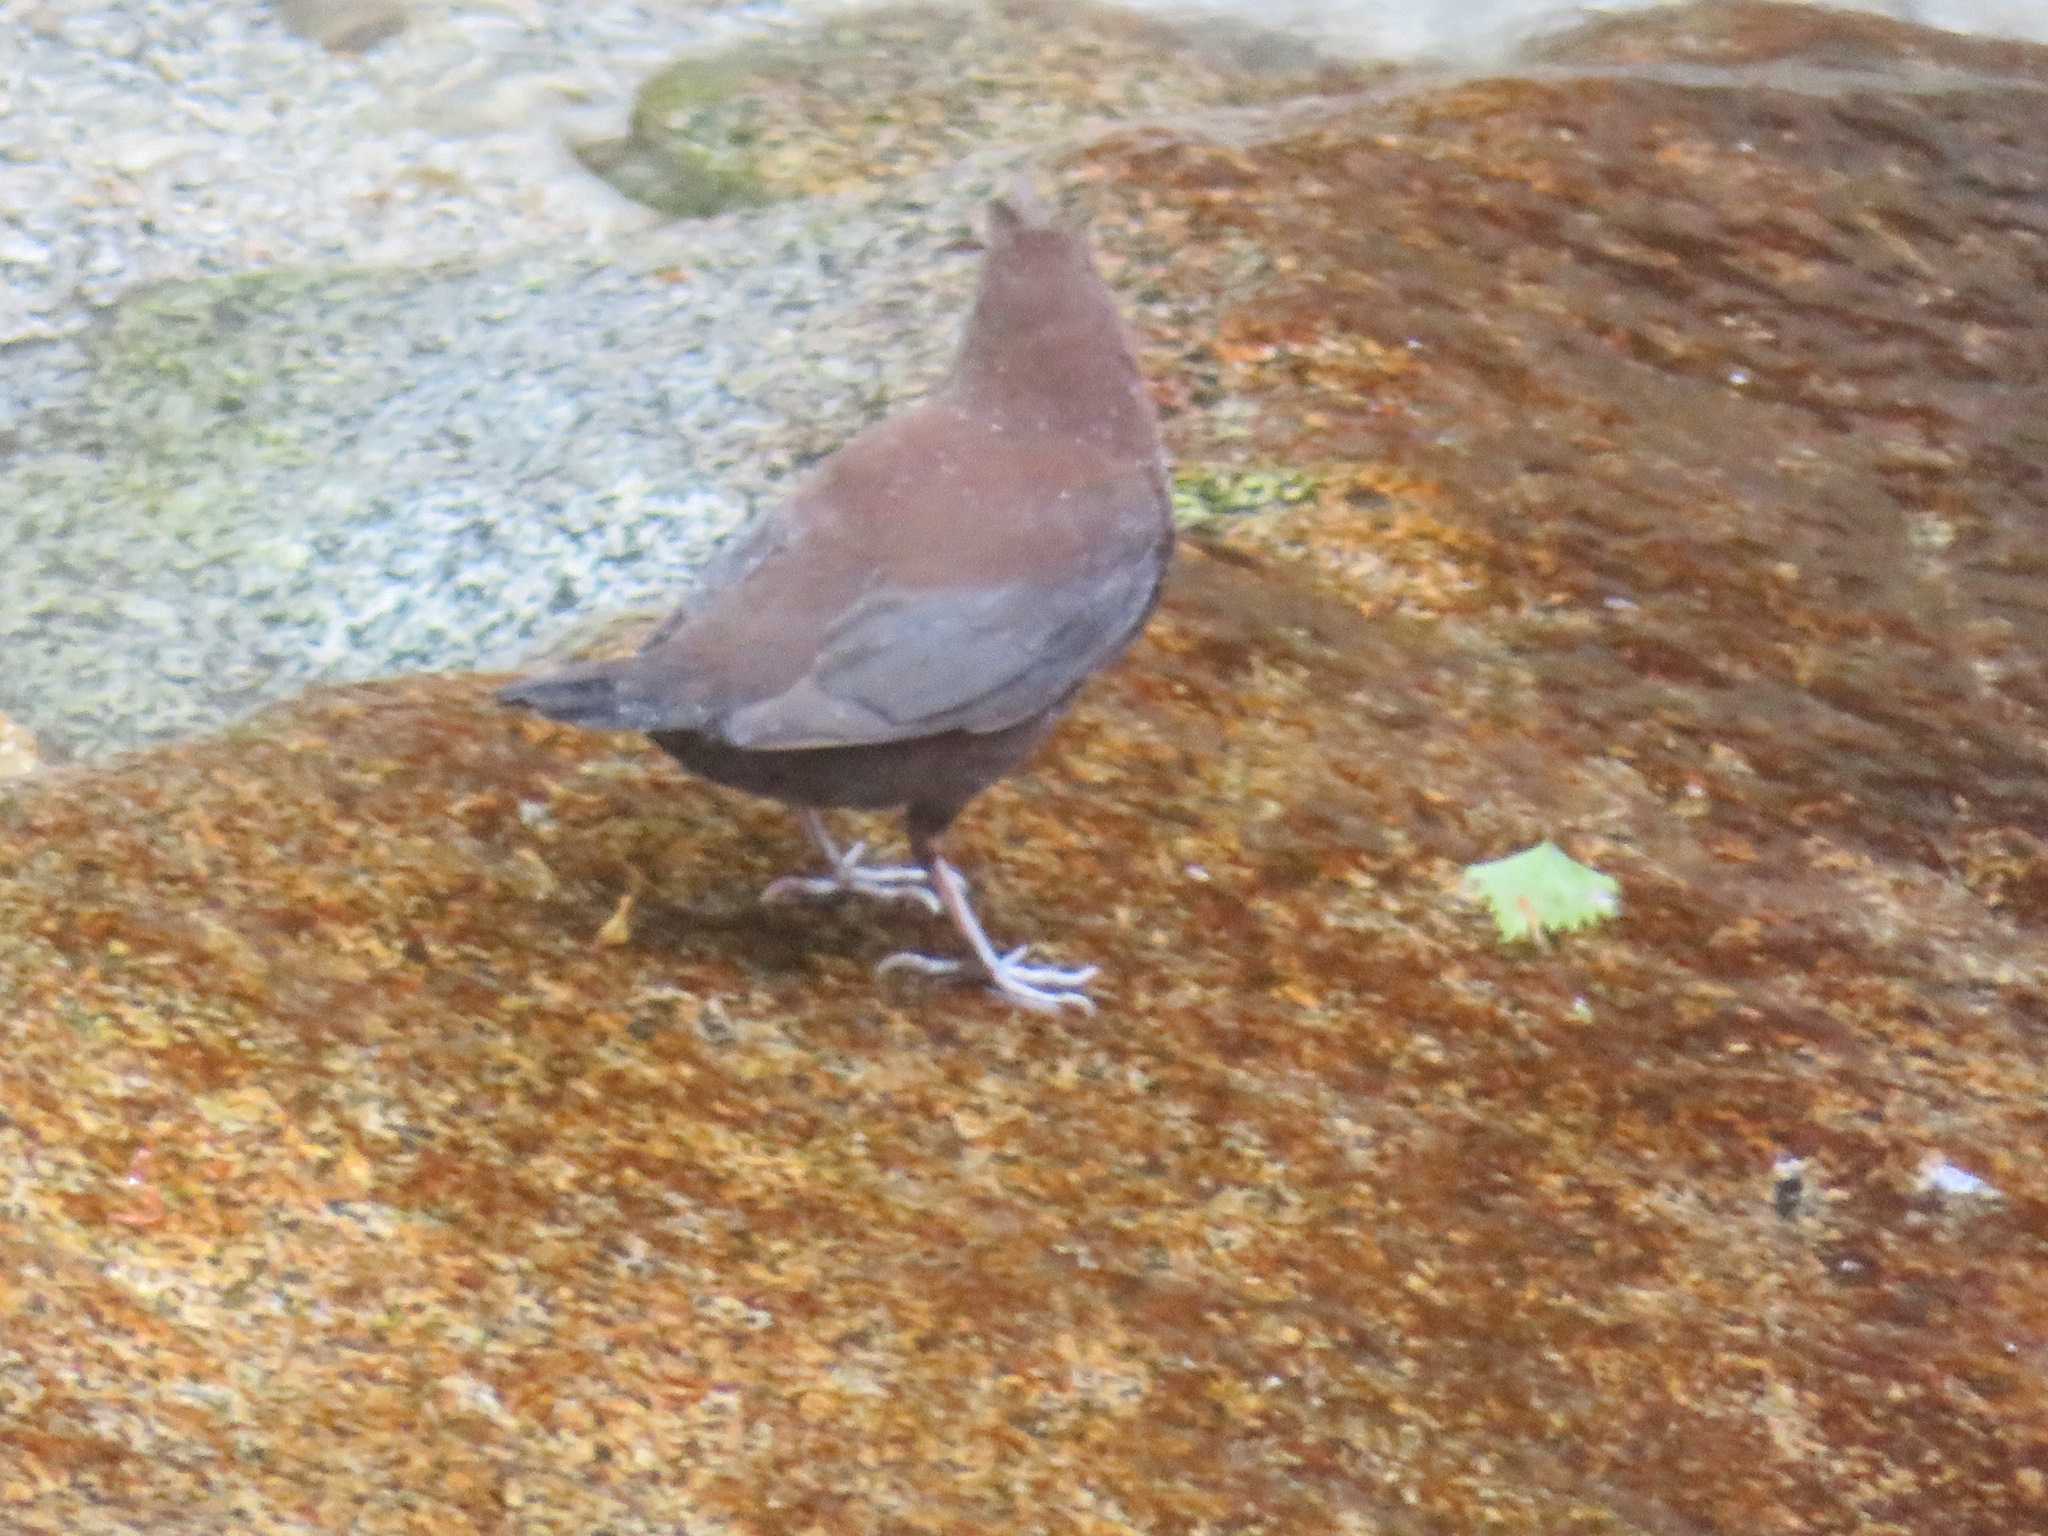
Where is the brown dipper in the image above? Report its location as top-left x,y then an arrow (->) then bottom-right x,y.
500,188 -> 1173,1011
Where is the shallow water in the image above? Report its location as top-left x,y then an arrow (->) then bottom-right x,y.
1144,0 -> 2048,56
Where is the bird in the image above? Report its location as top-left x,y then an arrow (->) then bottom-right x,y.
499,186 -> 1173,1011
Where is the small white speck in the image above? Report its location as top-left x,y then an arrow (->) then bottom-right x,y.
1728,369 -> 1751,387
1917,1156 -> 2001,1201
1603,595 -> 1639,611
1772,1155 -> 1805,1181
440,1374 -> 515,1426
1185,864 -> 1211,882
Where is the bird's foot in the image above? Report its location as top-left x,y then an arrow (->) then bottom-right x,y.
762,839 -> 941,914
878,944 -> 1099,1014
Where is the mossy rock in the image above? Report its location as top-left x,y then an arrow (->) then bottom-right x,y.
575,1 -> 1362,218
572,136 -> 772,221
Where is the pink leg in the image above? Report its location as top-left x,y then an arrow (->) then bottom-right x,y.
762,809 -> 940,913
877,855 -> 1098,1013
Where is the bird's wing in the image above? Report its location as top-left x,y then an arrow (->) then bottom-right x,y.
714,538 -> 1168,750
541,413 -> 1172,742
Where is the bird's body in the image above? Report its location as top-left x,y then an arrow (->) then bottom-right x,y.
501,189 -> 1171,1009
649,708 -> 1063,823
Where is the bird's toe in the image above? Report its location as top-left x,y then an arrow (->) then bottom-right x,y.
761,873 -> 840,905
876,950 -> 966,978
879,945 -> 1097,1012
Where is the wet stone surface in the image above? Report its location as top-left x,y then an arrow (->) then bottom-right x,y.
576,0 -> 1370,217
3,4 -> 2047,1533
1094,16 -> 2048,905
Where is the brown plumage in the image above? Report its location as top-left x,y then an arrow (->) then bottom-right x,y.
500,188 -> 1172,1010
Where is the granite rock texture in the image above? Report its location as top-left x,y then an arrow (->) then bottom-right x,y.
0,203 -> 963,760
5,4 -> 2048,1533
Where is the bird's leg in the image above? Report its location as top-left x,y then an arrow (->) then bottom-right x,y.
877,827 -> 1098,1013
761,809 -> 940,913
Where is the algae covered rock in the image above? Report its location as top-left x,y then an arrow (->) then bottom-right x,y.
575,0 -> 1367,217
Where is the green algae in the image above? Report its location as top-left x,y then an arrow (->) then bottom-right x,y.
575,53 -> 775,219
1170,463 -> 1320,527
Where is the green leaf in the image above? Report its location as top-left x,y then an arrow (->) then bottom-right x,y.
1462,841 -> 1621,945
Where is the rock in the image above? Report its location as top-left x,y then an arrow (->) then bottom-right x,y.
4,5 -> 2048,1533
0,712 -> 40,779
1529,0 -> 2048,68
2,1 -> 689,343
7,0 -> 1366,767
0,195 -> 977,762
0,1 -> 1367,765
275,0 -> 409,54
574,0 -> 1374,218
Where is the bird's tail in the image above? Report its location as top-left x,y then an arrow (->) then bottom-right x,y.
497,659 -> 634,729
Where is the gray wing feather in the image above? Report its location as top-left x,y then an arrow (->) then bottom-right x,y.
722,553 -> 1163,750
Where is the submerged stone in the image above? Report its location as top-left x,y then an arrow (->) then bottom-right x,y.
275,0 -> 408,53
577,0 -> 1373,217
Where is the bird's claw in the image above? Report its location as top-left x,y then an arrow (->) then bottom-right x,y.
762,839 -> 942,914
878,944 -> 1099,1013
991,944 -> 1098,989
